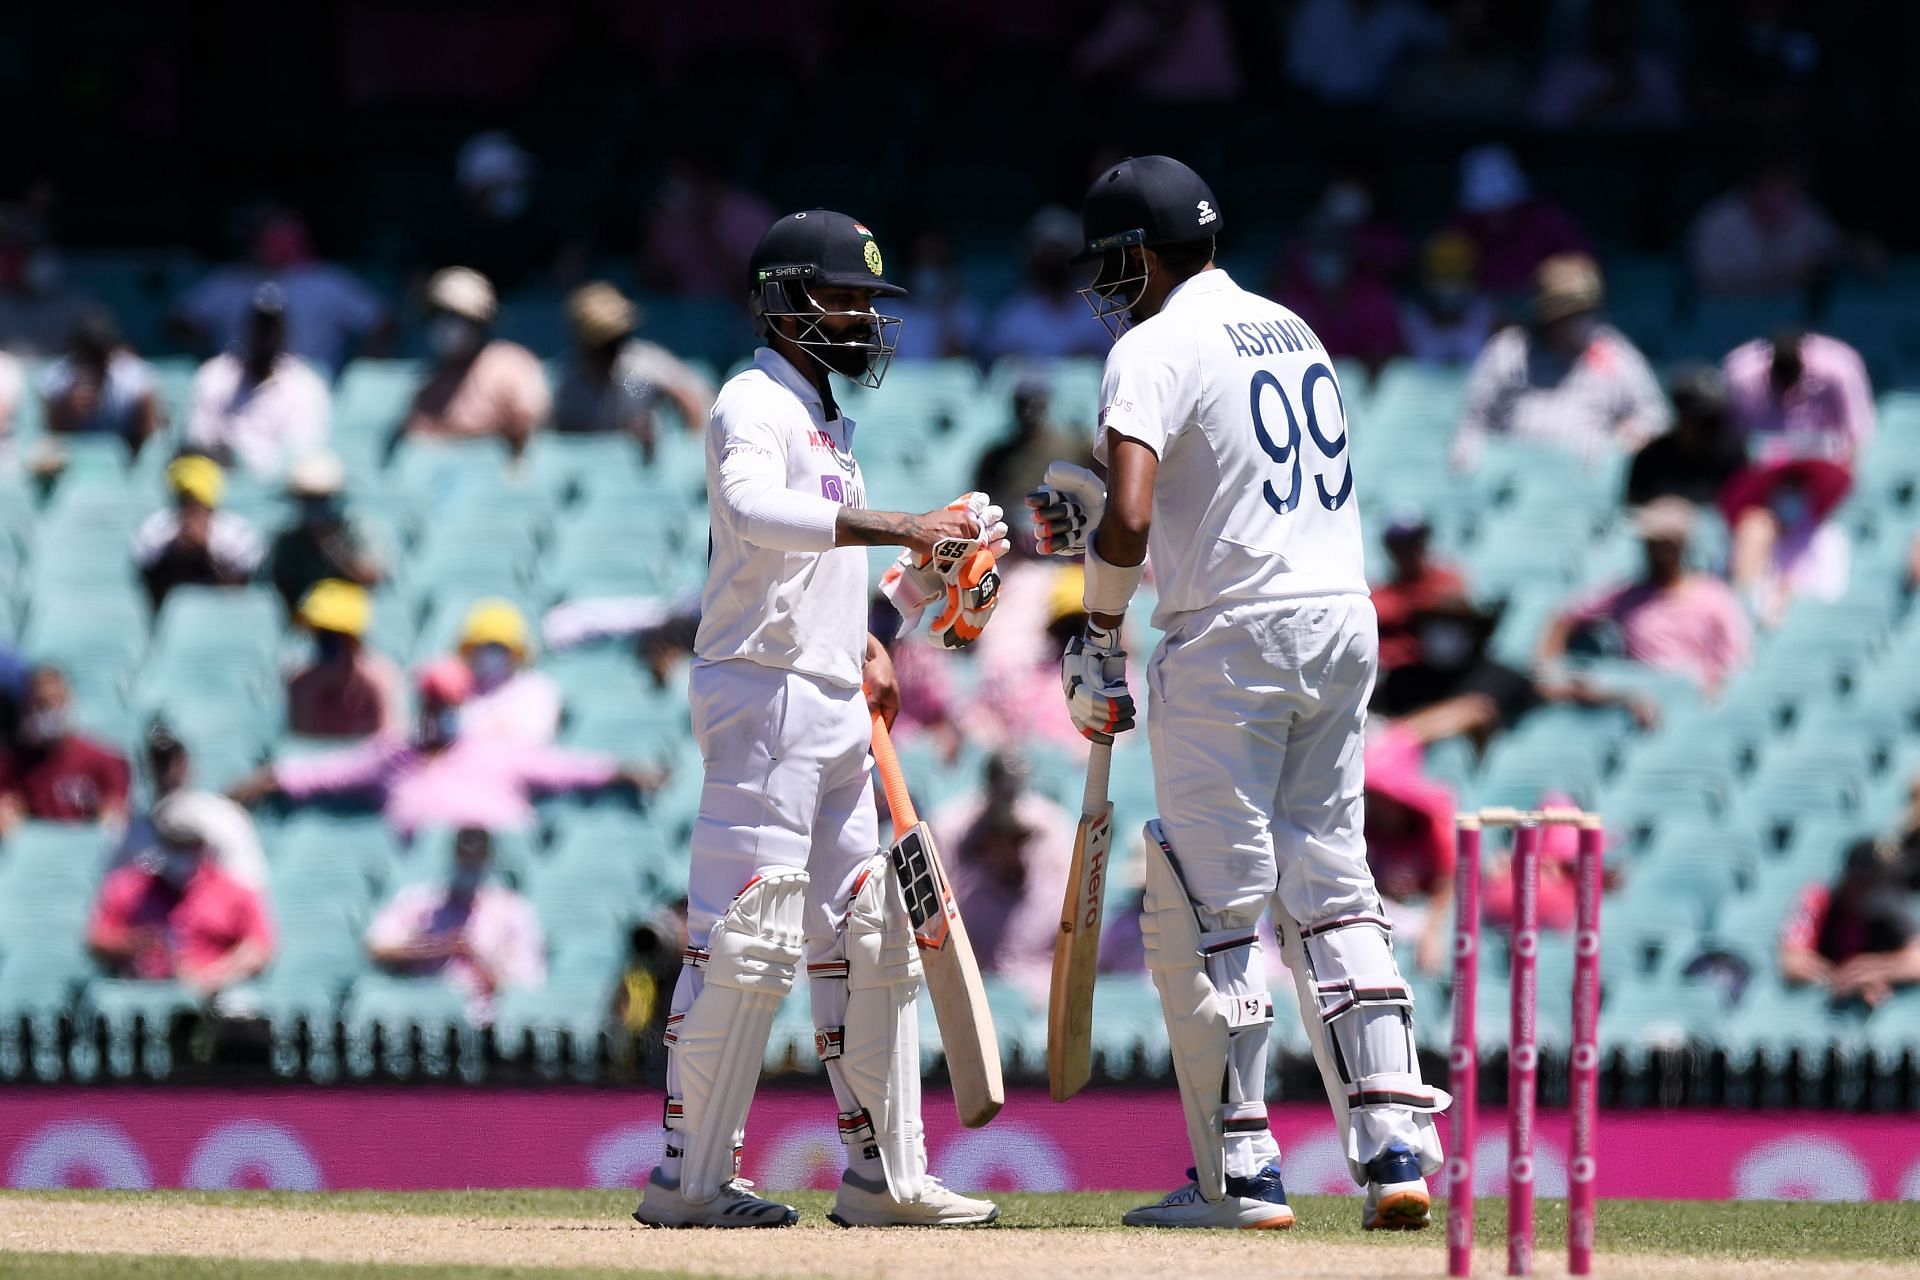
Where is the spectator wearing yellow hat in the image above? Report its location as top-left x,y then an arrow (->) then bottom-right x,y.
285,579 -> 402,740
397,266 -> 549,454
268,451 -> 385,612
1400,230 -> 1495,366
133,454 -> 265,611
454,598 -> 561,746
552,282 -> 715,459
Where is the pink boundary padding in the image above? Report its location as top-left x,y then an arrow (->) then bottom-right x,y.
6,1089 -> 1920,1199
1508,820 -> 1541,1276
1447,817 -> 1482,1277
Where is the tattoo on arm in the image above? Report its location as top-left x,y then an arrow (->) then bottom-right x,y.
836,508 -> 919,548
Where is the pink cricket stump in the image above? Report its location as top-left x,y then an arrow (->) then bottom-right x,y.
1507,820 -> 1541,1277
1446,816 -> 1483,1279
1568,818 -> 1604,1275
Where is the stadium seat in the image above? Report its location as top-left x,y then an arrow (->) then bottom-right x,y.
340,973 -> 478,1080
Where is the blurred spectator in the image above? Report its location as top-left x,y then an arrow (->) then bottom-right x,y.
974,564 -> 1097,753
1688,156 -> 1864,296
1529,0 -> 1683,131
1286,0 -> 1445,104
0,642 -> 25,743
185,284 -> 330,480
39,307 -> 160,454
88,794 -> 275,996
1693,4 -> 1824,128
931,752 -> 1075,1005
972,375 -> 1088,508
1537,499 -> 1751,697
1781,839 -> 1920,1009
173,210 -> 390,378
980,208 -> 1110,362
1625,365 -> 1745,507
1400,230 -> 1496,365
1290,177 -> 1410,284
887,232 -> 983,361
110,723 -> 267,890
0,665 -> 130,832
1371,511 -> 1468,675
640,154 -> 777,297
365,826 -> 545,1027
1722,331 -> 1872,622
1072,0 -> 1244,102
1446,145 -> 1590,294
398,267 -> 550,454
439,131 -> 585,293
1482,793 -> 1596,934
1363,725 -> 1456,973
1389,0 -> 1530,126
231,661 -> 656,838
268,452 -> 384,613
134,456 -> 265,611
1450,254 -> 1668,471
615,901 -> 689,1043
286,580 -> 403,740
0,347 -> 19,451
456,599 -> 562,746
1275,215 -> 1405,371
552,282 -> 714,456
0,224 -> 86,355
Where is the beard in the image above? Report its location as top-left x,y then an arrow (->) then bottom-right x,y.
818,341 -> 874,378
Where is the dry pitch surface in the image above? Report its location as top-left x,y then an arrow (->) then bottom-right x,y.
5,1190 -> 1920,1279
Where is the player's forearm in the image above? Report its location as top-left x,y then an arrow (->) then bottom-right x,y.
834,507 -> 923,549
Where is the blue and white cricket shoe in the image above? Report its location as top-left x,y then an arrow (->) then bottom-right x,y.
1362,1143 -> 1431,1230
631,1167 -> 798,1228
1122,1164 -> 1295,1230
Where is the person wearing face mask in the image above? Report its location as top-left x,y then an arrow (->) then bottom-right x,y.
1399,230 -> 1495,366
397,267 -> 550,455
108,722 -> 268,891
979,206 -> 1112,362
1537,498 -> 1752,698
1449,252 -> 1669,473
267,451 -> 384,613
185,285 -> 330,480
452,598 -> 561,746
133,455 -> 266,611
882,231 -> 982,361
285,579 -> 402,739
0,665 -> 131,835
88,794 -> 275,996
551,281 -> 714,456
39,305 -> 161,455
364,826 -> 545,1027
1273,222 -> 1405,373
230,660 -> 659,840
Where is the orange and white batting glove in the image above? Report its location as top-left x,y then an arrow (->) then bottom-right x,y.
880,493 -> 1009,649
1061,622 -> 1135,740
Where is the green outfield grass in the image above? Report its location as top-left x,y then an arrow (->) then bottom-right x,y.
6,1190 -> 1919,1279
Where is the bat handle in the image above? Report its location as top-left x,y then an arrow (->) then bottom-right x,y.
1082,739 -> 1113,816
870,710 -> 920,832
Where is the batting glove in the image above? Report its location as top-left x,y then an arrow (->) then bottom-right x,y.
1025,461 -> 1106,557
881,494 -> 1009,647
1061,623 -> 1135,740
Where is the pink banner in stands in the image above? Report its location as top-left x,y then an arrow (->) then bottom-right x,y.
4,1087 -> 1918,1199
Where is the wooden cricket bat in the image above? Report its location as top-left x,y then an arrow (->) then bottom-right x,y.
1047,739 -> 1114,1102
868,710 -> 1005,1128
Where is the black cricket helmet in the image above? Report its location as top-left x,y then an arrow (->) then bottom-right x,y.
749,209 -> 906,389
1077,155 -> 1221,340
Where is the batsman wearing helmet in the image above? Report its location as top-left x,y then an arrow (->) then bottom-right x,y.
632,210 -> 1005,1229
1028,158 -> 1449,1230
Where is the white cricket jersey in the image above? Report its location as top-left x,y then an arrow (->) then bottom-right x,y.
1093,269 -> 1367,628
696,347 -> 869,690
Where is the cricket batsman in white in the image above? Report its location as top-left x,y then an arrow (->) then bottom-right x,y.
1028,156 -> 1450,1230
633,209 -> 1005,1229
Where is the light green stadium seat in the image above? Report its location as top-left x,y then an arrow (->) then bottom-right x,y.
399,825 -> 538,890
1718,979 -> 1860,1077
74,978 -> 202,1080
389,438 -> 516,505
1090,973 -> 1171,1077
0,941 -> 93,1081
148,585 -> 282,663
546,809 -> 676,895
340,973 -> 479,1080
1597,981 -> 1722,1068
333,360 -> 426,437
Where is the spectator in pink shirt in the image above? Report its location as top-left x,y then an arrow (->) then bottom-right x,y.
365,826 -> 545,1026
1720,330 -> 1873,616
1274,221 -> 1405,373
455,599 -> 562,747
1780,839 -> 1920,1009
1537,499 -> 1751,697
931,753 -> 1075,1007
285,579 -> 402,740
398,268 -> 550,455
88,795 -> 275,996
1446,145 -> 1590,295
233,660 -> 657,838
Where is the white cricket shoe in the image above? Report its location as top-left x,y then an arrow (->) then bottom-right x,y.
1122,1164 -> 1295,1230
631,1167 -> 798,1228
828,1169 -> 1000,1227
1362,1143 -> 1431,1230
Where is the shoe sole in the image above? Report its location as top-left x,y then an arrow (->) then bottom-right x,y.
632,1207 -> 799,1229
1364,1190 -> 1431,1231
827,1205 -> 1001,1229
1121,1209 -> 1295,1230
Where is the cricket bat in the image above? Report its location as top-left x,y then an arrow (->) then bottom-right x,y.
1047,739 -> 1114,1102
868,710 -> 1005,1128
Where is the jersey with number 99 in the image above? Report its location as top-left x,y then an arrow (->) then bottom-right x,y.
1092,269 -> 1365,629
